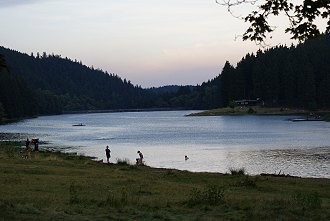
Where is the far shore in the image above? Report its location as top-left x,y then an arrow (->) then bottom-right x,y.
1,108 -> 191,125
62,107 -> 188,115
187,106 -> 330,120
4,107 -> 329,125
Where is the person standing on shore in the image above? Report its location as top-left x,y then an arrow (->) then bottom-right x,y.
24,138 -> 32,159
105,146 -> 111,164
25,138 -> 30,150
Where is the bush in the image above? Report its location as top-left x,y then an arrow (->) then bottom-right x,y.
229,167 -> 246,176
247,107 -> 256,114
229,101 -> 237,109
116,158 -> 131,165
323,114 -> 330,122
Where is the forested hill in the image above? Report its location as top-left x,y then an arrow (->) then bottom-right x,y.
145,34 -> 330,112
212,34 -> 330,109
0,47 -> 159,120
0,45 -> 223,121
1,34 -> 329,121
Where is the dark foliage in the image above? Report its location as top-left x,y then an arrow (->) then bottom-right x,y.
217,0 -> 330,44
0,47 -> 206,121
1,34 -> 329,121
0,47 -> 161,120
215,35 -> 330,109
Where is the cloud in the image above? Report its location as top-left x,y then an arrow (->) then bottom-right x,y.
0,0 -> 40,8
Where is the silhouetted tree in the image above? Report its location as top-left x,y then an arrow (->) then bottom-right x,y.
217,0 -> 330,44
215,34 -> 330,109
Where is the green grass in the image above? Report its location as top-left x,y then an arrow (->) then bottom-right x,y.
1,142 -> 329,220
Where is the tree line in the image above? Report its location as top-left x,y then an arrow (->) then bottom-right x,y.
0,47 -> 152,121
1,34 -> 330,121
217,34 -> 330,109
0,47 -> 203,121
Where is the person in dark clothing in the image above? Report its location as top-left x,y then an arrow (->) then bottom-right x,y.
34,142 -> 39,152
105,146 -> 111,163
25,138 -> 30,150
24,138 -> 32,159
33,139 -> 39,152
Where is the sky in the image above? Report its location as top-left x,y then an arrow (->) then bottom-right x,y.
0,0 -> 310,88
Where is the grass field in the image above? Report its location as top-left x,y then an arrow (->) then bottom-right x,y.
1,142 -> 329,220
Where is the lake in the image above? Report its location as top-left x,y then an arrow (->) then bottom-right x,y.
0,111 -> 329,178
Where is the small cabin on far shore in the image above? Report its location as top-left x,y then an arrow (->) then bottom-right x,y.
234,98 -> 264,106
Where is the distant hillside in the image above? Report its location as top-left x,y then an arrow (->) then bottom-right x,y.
156,34 -> 330,111
0,47 -> 159,120
0,47 -> 206,121
218,34 -> 330,109
147,85 -> 195,94
193,34 -> 330,110
148,85 -> 182,94
1,34 -> 329,121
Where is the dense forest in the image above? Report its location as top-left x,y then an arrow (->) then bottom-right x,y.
0,47 -> 206,121
153,34 -> 330,111
0,34 -> 329,121
217,34 -> 330,109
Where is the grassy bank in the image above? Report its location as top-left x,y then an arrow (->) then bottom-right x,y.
1,142 -> 329,221
188,106 -> 330,118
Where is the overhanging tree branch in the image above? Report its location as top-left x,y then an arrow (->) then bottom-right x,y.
216,0 -> 330,44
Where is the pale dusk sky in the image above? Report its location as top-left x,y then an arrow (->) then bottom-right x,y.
0,0 -> 304,87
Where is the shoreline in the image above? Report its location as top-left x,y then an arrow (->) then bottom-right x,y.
187,106 -> 330,119
1,142 -> 329,220
0,108 -> 191,125
2,139 -> 329,180
62,107 -> 188,115
2,141 -> 329,181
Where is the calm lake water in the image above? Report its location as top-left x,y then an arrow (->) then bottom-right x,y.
1,111 -> 329,178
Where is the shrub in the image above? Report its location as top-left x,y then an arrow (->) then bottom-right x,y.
247,107 -> 256,114
229,101 -> 237,109
116,158 -> 131,165
323,114 -> 330,122
229,167 -> 246,176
